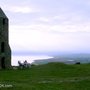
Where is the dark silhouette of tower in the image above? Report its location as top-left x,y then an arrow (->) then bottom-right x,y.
0,8 -> 11,69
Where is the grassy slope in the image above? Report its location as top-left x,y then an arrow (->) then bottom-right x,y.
0,63 -> 90,90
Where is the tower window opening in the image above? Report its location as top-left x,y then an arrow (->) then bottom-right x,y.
3,18 -> 7,25
1,42 -> 5,53
1,57 -> 5,69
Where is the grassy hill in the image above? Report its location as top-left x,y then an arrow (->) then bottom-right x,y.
0,63 -> 90,90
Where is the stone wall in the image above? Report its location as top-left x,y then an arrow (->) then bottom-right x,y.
0,8 -> 11,69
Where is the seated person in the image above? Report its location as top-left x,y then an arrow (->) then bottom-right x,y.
24,60 -> 28,67
18,61 -> 24,68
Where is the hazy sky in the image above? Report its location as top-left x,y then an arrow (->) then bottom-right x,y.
0,0 -> 90,56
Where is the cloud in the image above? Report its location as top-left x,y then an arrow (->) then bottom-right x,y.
2,5 -> 39,13
9,6 -> 34,13
39,17 -> 50,22
9,25 -> 90,54
2,0 -> 90,33
9,19 -> 90,35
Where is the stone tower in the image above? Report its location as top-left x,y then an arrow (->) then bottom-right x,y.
0,8 -> 11,69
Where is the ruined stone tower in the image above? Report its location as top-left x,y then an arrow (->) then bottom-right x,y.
0,8 -> 11,69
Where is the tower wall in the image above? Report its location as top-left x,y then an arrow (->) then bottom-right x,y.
0,8 -> 11,69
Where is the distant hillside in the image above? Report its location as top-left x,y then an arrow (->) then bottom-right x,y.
32,53 -> 90,65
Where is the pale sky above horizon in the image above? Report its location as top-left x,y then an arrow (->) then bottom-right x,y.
0,0 -> 90,57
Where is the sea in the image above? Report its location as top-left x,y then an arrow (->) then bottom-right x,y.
11,55 -> 53,66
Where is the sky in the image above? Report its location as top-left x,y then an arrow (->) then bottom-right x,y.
0,0 -> 90,64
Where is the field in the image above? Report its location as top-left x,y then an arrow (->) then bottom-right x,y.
0,63 -> 90,90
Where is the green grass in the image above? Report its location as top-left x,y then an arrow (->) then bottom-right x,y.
0,62 -> 90,90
